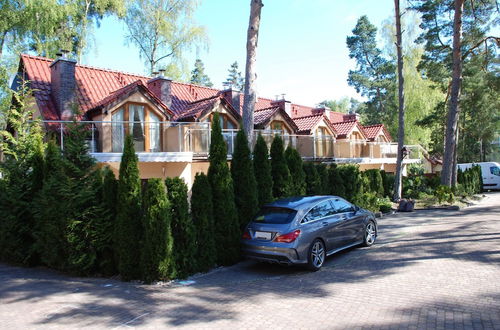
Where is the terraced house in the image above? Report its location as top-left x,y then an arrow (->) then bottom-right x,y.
13,53 -> 422,188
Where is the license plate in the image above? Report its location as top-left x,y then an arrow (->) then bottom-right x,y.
254,231 -> 272,240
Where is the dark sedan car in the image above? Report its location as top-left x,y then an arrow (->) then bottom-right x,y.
241,196 -> 377,271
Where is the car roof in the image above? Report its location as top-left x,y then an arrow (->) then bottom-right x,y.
264,195 -> 341,211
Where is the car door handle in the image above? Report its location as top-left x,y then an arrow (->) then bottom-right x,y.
322,221 -> 329,227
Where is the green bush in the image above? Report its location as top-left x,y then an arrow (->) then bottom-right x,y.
98,167 -> 118,275
315,164 -> 330,195
253,134 -> 274,207
231,129 -> 258,231
356,191 -> 379,213
191,173 -> 216,273
166,177 -> 195,279
285,147 -> 306,196
457,165 -> 483,196
207,113 -> 240,266
378,197 -> 393,213
303,162 -> 322,195
363,169 -> 384,197
328,164 -> 346,198
381,171 -> 395,198
140,178 -> 173,283
270,135 -> 291,199
114,135 -> 143,281
339,165 -> 363,203
435,185 -> 454,204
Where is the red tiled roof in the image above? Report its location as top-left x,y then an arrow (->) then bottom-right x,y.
362,124 -> 392,142
331,120 -> 367,139
174,94 -> 241,121
328,111 -> 346,123
254,106 -> 299,132
293,114 -> 337,136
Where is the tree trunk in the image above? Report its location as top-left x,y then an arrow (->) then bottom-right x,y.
441,0 -> 464,187
392,0 -> 405,201
242,0 -> 263,147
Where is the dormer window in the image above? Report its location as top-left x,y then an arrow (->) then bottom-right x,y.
111,102 -> 164,152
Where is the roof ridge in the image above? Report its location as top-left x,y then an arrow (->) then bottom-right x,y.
172,80 -> 222,93
363,124 -> 384,128
333,119 -> 358,124
187,94 -> 220,104
255,105 -> 280,112
294,113 -> 324,120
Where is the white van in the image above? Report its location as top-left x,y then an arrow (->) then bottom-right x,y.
458,162 -> 500,190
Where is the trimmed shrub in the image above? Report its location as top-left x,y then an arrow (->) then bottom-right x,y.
457,165 -> 483,195
285,147 -> 306,196
303,162 -> 322,195
231,129 -> 258,231
98,167 -> 118,275
140,179 -> 173,283
191,173 -> 216,273
381,170 -> 395,198
166,177 -> 195,278
253,134 -> 273,206
339,165 -> 363,202
364,169 -> 384,197
114,135 -> 142,281
316,163 -> 330,195
33,141 -> 71,270
207,112 -> 240,266
328,164 -> 346,198
270,135 -> 291,199
435,185 -> 454,204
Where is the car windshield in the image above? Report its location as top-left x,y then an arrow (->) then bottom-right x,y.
253,207 -> 297,224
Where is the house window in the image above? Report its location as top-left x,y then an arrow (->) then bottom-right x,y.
111,103 -> 163,152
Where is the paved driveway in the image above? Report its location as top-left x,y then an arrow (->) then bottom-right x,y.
1,193 -> 499,329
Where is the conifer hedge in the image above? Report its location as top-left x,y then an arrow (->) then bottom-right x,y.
98,167 -> 118,275
303,162 -> 322,195
191,173 -> 216,273
231,129 -> 258,231
328,164 -> 346,198
114,135 -> 142,281
364,169 -> 384,197
207,112 -> 240,266
285,147 -> 306,196
166,176 -> 195,278
270,135 -> 291,199
253,134 -> 273,206
316,163 -> 330,195
141,178 -> 173,283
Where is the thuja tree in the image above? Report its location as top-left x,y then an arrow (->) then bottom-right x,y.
191,173 -> 216,273
166,177 -> 195,278
231,128 -> 258,231
98,167 -> 118,275
141,178 -> 173,283
303,162 -> 321,196
0,90 -> 45,265
328,164 -> 346,198
208,112 -> 240,266
270,135 -> 291,199
33,141 -> 72,270
364,169 -> 384,197
316,163 -> 330,195
253,134 -> 273,206
285,147 -> 306,196
339,165 -> 363,202
114,135 -> 142,281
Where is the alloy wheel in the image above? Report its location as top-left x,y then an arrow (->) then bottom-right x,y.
365,222 -> 376,246
311,240 -> 325,268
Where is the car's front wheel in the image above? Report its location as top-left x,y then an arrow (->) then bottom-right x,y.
307,239 -> 325,271
363,221 -> 377,247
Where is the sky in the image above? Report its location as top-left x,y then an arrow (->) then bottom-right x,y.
83,0 -> 396,107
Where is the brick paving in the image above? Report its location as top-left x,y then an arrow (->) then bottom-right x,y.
1,193 -> 499,329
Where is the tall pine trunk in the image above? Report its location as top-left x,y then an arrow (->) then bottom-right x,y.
441,0 -> 464,187
242,0 -> 263,146
392,0 -> 405,201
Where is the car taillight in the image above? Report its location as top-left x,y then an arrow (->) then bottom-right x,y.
242,230 -> 251,240
274,229 -> 301,243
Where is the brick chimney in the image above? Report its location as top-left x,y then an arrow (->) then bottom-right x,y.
222,88 -> 241,113
50,52 -> 76,120
271,95 -> 292,117
147,75 -> 172,109
343,112 -> 361,122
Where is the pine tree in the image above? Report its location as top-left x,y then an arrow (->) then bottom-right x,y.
231,129 -> 258,231
191,173 -> 216,273
303,162 -> 322,195
166,177 -> 195,278
285,147 -> 306,196
190,59 -> 213,87
114,135 -> 142,281
207,112 -> 240,266
270,135 -> 291,199
141,178 -> 172,283
224,61 -> 244,91
253,134 -> 273,206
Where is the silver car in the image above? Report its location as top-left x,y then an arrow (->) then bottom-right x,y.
242,196 -> 377,271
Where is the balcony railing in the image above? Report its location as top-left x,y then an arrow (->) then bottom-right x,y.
39,120 -> 421,162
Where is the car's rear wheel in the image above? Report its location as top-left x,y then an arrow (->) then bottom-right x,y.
307,239 -> 325,271
363,221 -> 376,247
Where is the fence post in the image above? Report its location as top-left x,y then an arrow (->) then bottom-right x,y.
60,123 -> 64,151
